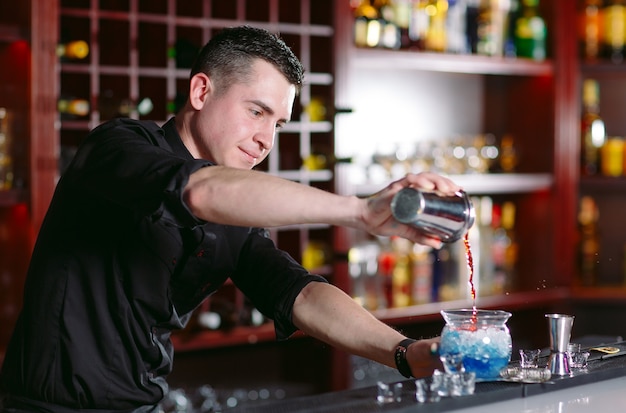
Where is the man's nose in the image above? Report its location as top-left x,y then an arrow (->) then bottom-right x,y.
255,125 -> 275,151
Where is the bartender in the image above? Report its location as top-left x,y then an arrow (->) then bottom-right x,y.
0,26 -> 456,412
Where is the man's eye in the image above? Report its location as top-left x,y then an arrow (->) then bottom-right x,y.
276,123 -> 285,130
250,109 -> 262,117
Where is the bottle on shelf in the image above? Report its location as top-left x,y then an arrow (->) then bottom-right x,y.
349,243 -> 368,307
391,237 -> 412,307
409,243 -> 434,304
445,0 -> 469,54
409,0 -> 431,50
602,0 -> 626,63
600,136 -> 624,177
476,196 -> 496,295
393,0 -> 415,49
353,0 -> 383,48
377,0 -> 402,49
56,40 -> 89,60
377,237 -> 395,309
57,98 -> 90,118
475,0 -> 515,57
433,242 -> 461,301
424,0 -> 449,52
0,108 -> 13,190
578,196 -> 600,287
498,134 -> 518,172
579,0 -> 603,61
580,78 -> 606,176
513,0 -> 547,61
491,201 -> 518,293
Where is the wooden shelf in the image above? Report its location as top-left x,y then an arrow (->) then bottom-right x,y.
372,288 -> 570,326
581,62 -> 626,75
351,48 -> 554,76
570,286 -> 626,303
353,173 -> 553,197
580,176 -> 626,193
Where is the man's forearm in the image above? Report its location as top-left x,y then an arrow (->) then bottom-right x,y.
291,281 -> 405,368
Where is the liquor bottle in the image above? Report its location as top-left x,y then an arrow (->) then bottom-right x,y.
409,0 -> 431,50
57,98 -> 90,117
579,0 -> 603,61
410,244 -> 433,304
466,0 -> 482,53
394,0 -> 414,49
391,237 -> 412,307
377,237 -> 396,309
475,0 -> 514,56
0,108 -> 13,190
601,136 -> 624,177
498,134 -> 518,172
377,0 -> 402,49
514,0 -> 547,61
580,79 -> 606,176
349,243 -> 368,307
578,196 -> 600,286
477,196 -> 495,295
353,0 -> 382,48
602,0 -> 626,63
425,0 -> 449,52
446,0 -> 469,54
491,201 -> 518,293
56,40 -> 89,60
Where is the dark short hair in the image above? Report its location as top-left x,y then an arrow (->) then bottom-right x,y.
190,25 -> 304,95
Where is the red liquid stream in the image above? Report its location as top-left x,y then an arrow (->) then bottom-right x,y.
463,232 -> 478,326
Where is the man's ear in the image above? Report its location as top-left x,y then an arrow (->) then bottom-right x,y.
189,73 -> 212,110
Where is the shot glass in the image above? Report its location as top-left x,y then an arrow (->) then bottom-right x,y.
570,350 -> 590,369
376,381 -> 402,404
415,379 -> 441,403
440,352 -> 465,374
431,369 -> 448,397
519,349 -> 542,368
444,373 -> 462,397
460,371 -> 476,396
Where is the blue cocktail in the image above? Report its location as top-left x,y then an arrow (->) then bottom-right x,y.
439,309 -> 512,380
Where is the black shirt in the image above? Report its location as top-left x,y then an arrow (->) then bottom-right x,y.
0,118 -> 326,411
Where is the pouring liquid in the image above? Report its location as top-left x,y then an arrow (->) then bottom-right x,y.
463,232 -> 478,327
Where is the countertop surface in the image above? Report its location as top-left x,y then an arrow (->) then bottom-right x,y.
229,341 -> 626,413
456,375 -> 626,413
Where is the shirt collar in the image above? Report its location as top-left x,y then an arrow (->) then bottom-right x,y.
162,117 -> 195,161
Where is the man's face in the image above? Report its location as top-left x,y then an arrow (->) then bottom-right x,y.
190,59 -> 296,169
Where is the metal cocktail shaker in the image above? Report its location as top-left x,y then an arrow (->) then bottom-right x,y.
390,188 -> 475,243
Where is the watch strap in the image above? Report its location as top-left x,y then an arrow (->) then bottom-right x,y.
394,338 -> 417,378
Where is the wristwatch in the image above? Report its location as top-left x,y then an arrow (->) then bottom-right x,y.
394,338 -> 417,378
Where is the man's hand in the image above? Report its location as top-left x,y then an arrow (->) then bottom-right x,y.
406,337 -> 444,378
359,172 -> 462,248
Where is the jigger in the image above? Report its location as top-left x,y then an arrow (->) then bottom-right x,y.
545,313 -> 575,376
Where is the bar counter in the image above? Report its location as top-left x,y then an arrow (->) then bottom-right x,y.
228,342 -> 626,413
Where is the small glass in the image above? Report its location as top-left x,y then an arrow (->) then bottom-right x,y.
440,352 -> 465,374
460,371 -> 477,395
570,350 -> 590,369
444,373 -> 462,397
519,349 -> 542,368
415,379 -> 441,403
431,369 -> 448,397
376,381 -> 402,404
